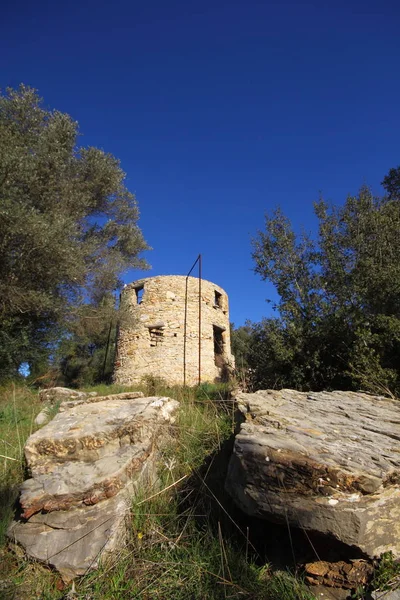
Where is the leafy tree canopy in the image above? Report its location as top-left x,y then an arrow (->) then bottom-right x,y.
382,165 -> 400,199
250,185 -> 400,396
0,85 -> 149,380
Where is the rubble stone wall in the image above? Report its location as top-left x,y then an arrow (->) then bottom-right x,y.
114,275 -> 234,386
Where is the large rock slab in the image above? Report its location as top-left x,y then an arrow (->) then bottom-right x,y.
58,390 -> 144,411
34,389 -> 145,428
10,476 -> 141,582
39,387 -> 97,404
9,395 -> 179,581
225,390 -> 400,558
372,590 -> 400,599
19,441 -> 151,517
24,395 -> 171,472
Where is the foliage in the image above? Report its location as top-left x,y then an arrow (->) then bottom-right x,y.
0,85 -> 149,381
382,165 -> 400,199
262,571 -> 317,600
231,323 -> 252,367
231,323 -> 257,390
0,384 -> 42,545
250,185 -> 400,395
57,295 -> 119,387
351,552 -> 400,599
195,380 -> 234,402
371,551 -> 400,592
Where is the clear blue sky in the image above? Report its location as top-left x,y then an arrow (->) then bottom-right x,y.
2,0 -> 399,325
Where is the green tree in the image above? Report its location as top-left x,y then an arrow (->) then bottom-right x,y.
230,322 -> 254,388
57,296 -> 118,387
0,85 -> 149,380
382,165 -> 400,199
251,186 -> 400,396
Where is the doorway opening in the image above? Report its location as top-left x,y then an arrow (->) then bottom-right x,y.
213,325 -> 225,367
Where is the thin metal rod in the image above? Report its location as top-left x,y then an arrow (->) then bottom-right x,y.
183,254 -> 202,387
186,254 -> 201,278
183,277 -> 188,387
102,320 -> 113,380
198,254 -> 202,386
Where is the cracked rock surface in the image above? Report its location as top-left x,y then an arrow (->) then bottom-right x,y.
8,393 -> 179,581
225,389 -> 400,558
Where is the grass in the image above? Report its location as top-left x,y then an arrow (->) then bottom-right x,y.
351,551 -> 400,599
0,380 -> 316,599
372,551 -> 400,591
0,384 -> 43,545
83,376 -> 234,405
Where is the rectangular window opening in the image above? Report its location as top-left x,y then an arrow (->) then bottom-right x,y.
213,325 -> 225,366
149,327 -> 164,347
135,285 -> 144,304
214,290 -> 222,308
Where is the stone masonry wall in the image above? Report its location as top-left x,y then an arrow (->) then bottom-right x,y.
114,275 -> 234,386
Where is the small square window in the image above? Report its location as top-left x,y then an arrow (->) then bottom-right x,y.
214,291 -> 222,308
149,327 -> 164,346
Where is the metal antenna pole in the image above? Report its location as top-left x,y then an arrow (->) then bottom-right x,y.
102,320 -> 113,381
183,254 -> 202,387
183,277 -> 188,387
198,254 -> 202,386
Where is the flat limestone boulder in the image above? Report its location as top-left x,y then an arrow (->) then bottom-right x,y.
371,590 -> 400,600
39,387 -> 97,404
35,387 -> 100,427
225,390 -> 400,558
9,487 -> 134,582
25,396 -> 177,473
59,390 -> 144,411
19,442 -> 150,517
9,395 -> 179,580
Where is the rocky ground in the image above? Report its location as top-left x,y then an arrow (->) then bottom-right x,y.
7,386 -> 400,597
8,389 -> 179,582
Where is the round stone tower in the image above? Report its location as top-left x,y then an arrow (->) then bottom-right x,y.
114,275 -> 234,386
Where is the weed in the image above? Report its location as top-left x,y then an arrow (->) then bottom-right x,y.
350,552 -> 400,599
262,570 -> 317,600
372,551 -> 400,593
0,384 -> 42,544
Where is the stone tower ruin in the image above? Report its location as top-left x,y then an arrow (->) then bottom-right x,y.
114,275 -> 234,386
